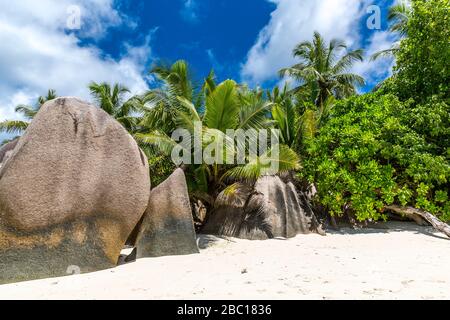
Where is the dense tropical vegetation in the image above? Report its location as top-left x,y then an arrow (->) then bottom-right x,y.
1,0 -> 448,225
302,0 -> 449,222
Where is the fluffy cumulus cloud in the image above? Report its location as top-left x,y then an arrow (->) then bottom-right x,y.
352,31 -> 396,88
241,0 -> 395,87
0,0 -> 151,128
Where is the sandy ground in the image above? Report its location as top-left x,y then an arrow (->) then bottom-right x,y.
0,222 -> 449,300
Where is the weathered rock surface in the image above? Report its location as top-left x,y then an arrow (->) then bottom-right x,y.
0,138 -> 18,165
132,168 -> 199,258
0,97 -> 150,284
202,176 -> 323,240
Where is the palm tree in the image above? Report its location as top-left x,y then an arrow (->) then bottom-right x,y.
371,1 -> 411,60
279,31 -> 364,109
0,89 -> 57,135
388,0 -> 410,36
267,82 -> 336,150
88,82 -> 142,132
138,60 -> 198,134
135,79 -> 300,207
267,84 -> 298,148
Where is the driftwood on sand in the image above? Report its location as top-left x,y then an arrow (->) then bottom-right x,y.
386,205 -> 450,239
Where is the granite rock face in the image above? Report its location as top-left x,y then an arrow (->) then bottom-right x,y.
202,176 -> 323,240
0,138 -> 18,165
0,97 -> 150,284
132,169 -> 199,258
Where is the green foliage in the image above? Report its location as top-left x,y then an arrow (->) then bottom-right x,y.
279,31 -> 364,108
136,63 -> 300,202
0,89 -> 57,135
302,93 -> 450,221
391,0 -> 449,101
371,0 -> 411,61
388,0 -> 411,36
88,82 -> 143,132
303,0 -> 450,222
268,84 -> 299,148
147,153 -> 176,187
204,80 -> 239,132
2,5 -> 447,225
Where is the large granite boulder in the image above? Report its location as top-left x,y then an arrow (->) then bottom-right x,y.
202,176 -> 323,240
131,168 -> 199,258
0,138 -> 18,165
0,97 -> 150,284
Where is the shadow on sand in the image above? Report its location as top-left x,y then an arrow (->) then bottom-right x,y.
327,221 -> 449,241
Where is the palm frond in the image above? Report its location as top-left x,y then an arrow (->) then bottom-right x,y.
388,1 -> 411,36
370,45 -> 400,61
14,105 -> 38,120
271,100 -> 297,147
202,69 -> 217,97
38,89 -> 57,106
280,31 -> 364,108
204,79 -> 239,132
174,97 -> 201,132
299,109 -> 317,142
0,120 -> 29,134
215,182 -> 253,208
333,49 -> 364,74
239,100 -> 273,131
335,73 -> 365,88
222,145 -> 300,182
202,127 -> 237,165
134,131 -> 179,157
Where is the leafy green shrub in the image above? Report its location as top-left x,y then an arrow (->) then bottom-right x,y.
391,0 -> 449,101
301,93 -> 450,221
148,153 -> 176,187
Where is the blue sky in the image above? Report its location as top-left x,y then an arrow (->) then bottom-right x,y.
94,0 -> 276,84
0,0 -> 397,141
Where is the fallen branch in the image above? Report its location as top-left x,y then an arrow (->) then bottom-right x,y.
387,208 -> 428,226
386,205 -> 450,239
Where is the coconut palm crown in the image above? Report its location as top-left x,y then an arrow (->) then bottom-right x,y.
279,31 -> 365,108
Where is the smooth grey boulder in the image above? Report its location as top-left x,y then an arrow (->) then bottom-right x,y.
0,97 -> 150,284
202,176 -> 323,240
132,168 -> 199,258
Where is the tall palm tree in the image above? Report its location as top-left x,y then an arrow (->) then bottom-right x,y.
0,89 -> 57,135
371,1 -> 411,60
88,82 -> 142,132
279,31 -> 365,109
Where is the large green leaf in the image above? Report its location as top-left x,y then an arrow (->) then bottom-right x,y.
134,131 -> 180,157
204,80 -> 239,132
222,144 -> 301,182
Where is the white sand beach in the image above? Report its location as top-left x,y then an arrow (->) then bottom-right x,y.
0,222 -> 449,300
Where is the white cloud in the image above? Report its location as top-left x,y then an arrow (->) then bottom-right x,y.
0,0 -> 152,130
240,0 -> 393,87
352,31 -> 396,88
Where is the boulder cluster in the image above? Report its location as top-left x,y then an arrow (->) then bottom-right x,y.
0,97 -> 322,285
0,98 -> 198,284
